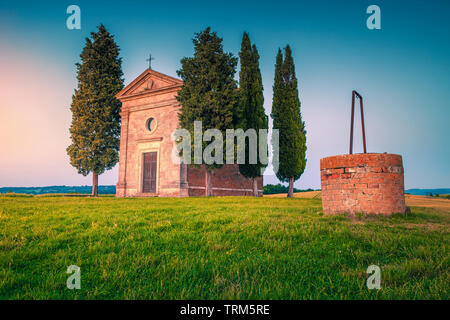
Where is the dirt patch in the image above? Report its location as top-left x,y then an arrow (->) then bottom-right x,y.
401,222 -> 447,232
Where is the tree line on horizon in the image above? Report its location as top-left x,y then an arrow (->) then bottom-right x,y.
67,25 -> 307,197
0,185 -> 316,196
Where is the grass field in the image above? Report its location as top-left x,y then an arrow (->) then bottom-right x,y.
0,194 -> 448,299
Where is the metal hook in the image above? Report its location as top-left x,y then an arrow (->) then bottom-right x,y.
349,90 -> 367,154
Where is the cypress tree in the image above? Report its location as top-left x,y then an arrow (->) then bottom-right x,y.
238,32 -> 268,196
67,25 -> 124,196
177,27 -> 238,196
271,45 -> 306,198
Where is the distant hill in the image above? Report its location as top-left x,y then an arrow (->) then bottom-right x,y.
405,188 -> 450,196
0,185 -> 116,195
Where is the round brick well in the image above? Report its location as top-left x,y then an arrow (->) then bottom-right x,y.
320,153 -> 406,215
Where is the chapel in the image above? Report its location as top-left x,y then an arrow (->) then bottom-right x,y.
115,68 -> 263,197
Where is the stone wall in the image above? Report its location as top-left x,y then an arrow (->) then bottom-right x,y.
187,164 -> 263,197
320,153 -> 406,215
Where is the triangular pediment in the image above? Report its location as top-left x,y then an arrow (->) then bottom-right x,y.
116,69 -> 183,100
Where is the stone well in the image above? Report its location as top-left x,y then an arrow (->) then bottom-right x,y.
320,153 -> 406,215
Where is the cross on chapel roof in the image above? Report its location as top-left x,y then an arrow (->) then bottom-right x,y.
146,54 -> 155,69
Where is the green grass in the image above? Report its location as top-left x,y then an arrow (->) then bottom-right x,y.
0,195 -> 448,300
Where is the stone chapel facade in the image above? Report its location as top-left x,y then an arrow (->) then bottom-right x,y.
115,69 -> 263,197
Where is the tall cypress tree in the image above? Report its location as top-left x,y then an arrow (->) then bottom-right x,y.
271,45 -> 306,198
67,25 -> 124,196
177,27 -> 238,196
238,32 -> 268,196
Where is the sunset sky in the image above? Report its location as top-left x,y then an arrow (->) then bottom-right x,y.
1,0 -> 449,189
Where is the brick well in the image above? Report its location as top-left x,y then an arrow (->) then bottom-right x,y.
320,153 -> 406,215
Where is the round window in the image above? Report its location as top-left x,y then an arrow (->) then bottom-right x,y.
146,117 -> 157,133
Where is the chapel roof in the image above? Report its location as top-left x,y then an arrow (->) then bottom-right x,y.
116,68 -> 183,101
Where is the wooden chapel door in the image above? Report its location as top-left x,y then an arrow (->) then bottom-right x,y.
142,152 -> 157,193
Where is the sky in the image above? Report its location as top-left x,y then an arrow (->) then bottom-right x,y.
0,0 -> 449,189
